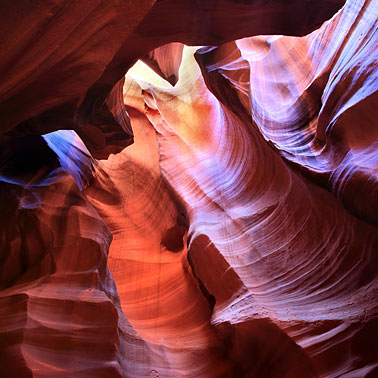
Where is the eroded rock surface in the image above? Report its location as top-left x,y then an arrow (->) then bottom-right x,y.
1,0 -> 378,377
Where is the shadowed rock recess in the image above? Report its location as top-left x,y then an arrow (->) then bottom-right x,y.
1,1 -> 378,377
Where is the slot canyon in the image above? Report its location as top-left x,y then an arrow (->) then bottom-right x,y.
1,1 -> 378,377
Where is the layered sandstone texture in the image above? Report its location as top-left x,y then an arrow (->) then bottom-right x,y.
1,0 -> 378,377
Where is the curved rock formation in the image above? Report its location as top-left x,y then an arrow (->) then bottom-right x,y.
132,42 -> 378,377
0,0 -> 155,134
234,0 -> 378,225
1,0 -> 378,377
0,168 -> 126,377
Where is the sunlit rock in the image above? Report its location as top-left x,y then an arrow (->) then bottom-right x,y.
1,0 -> 378,377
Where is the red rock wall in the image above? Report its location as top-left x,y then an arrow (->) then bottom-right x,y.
1,0 -> 378,377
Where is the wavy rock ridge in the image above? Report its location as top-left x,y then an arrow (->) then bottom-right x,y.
1,0 -> 378,377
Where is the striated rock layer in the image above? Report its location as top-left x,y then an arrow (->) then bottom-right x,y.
1,0 -> 378,377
